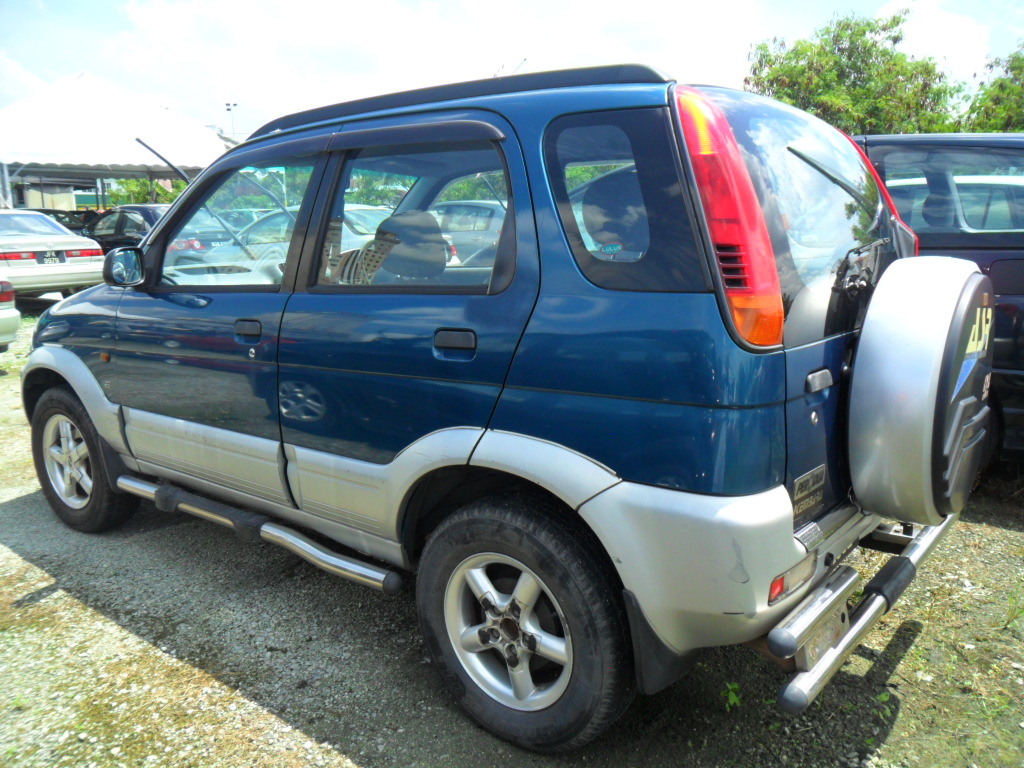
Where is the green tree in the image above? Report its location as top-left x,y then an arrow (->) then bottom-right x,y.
745,12 -> 961,135
966,43 -> 1024,132
109,179 -> 187,206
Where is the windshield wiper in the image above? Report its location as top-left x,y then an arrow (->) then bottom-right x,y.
787,146 -> 873,213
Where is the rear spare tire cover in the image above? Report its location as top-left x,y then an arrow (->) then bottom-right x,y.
849,256 -> 994,526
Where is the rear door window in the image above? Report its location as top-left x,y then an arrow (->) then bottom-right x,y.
706,88 -> 897,346
544,109 -> 705,292
315,140 -> 511,292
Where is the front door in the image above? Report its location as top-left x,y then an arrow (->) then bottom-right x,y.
114,138 -> 327,506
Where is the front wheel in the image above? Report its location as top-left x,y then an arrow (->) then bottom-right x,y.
31,387 -> 139,532
416,494 -> 634,752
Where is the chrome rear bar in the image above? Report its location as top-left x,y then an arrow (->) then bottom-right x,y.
776,512 -> 959,713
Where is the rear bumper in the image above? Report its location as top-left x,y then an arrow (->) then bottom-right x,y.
579,480 -> 956,702
578,483 -> 880,654
6,262 -> 104,293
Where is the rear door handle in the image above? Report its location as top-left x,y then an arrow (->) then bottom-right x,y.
434,329 -> 477,351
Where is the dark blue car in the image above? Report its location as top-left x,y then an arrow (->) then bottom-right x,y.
22,65 -> 993,752
859,133 -> 1024,461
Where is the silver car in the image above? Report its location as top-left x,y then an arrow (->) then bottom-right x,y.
0,269 -> 19,353
0,210 -> 105,296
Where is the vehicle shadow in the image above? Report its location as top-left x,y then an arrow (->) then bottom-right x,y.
0,489 -> 913,768
966,460 -> 1024,533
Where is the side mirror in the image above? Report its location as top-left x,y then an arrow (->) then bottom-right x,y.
104,247 -> 145,287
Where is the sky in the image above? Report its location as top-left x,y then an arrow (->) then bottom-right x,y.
1,0 -> 1022,141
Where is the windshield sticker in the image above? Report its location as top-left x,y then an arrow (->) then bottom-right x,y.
599,242 -> 623,257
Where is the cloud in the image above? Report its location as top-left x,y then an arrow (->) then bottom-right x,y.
0,51 -> 47,105
878,0 -> 990,85
99,0 -> 767,135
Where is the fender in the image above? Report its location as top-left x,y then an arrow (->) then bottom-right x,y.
469,430 -> 622,510
21,346 -> 128,454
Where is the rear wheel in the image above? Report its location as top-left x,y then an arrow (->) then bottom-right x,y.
31,387 -> 139,532
416,494 -> 634,752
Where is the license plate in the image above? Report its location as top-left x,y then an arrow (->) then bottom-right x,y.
37,250 -> 65,265
795,606 -> 848,671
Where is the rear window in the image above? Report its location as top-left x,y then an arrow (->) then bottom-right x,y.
705,88 -> 896,346
875,146 -> 1024,233
544,108 -> 705,292
0,213 -> 70,237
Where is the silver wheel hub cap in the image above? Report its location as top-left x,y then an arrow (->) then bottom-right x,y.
444,552 -> 573,711
42,414 -> 92,510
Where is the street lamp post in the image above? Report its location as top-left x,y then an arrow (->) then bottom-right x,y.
225,102 -> 238,140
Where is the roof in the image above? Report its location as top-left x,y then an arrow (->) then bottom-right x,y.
250,64 -> 671,139
858,133 -> 1024,148
0,72 -> 232,182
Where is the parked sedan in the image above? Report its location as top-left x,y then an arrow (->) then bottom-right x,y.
0,210 -> 105,296
82,204 -> 169,253
0,269 -> 19,353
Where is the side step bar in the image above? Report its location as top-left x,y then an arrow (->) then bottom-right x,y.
770,512 -> 959,713
117,476 -> 403,595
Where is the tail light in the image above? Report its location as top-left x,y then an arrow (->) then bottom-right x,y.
845,134 -> 919,258
169,238 -> 206,251
675,86 -> 784,347
0,280 -> 14,302
0,251 -> 34,262
67,248 -> 103,258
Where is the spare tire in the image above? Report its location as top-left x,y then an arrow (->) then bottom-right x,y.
849,256 -> 994,526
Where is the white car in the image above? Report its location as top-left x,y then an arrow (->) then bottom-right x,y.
0,269 -> 19,353
0,210 -> 105,296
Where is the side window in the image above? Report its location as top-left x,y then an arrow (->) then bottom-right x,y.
160,158 -> 316,287
316,140 -> 511,292
544,109 -> 704,292
92,212 -> 118,236
122,211 -> 147,234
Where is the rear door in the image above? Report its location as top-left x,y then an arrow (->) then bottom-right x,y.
708,90 -> 901,525
277,113 -> 539,535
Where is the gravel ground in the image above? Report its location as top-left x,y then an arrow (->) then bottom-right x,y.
1,305 -> 1023,768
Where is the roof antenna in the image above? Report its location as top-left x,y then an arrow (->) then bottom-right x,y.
135,138 -> 191,184
494,58 -> 527,78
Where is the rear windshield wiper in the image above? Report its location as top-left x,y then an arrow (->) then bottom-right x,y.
787,146 -> 873,214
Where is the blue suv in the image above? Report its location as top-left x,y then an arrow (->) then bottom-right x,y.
22,65 -> 993,752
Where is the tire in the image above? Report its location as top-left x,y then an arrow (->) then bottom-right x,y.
416,493 -> 634,753
849,256 -> 994,525
31,387 -> 139,532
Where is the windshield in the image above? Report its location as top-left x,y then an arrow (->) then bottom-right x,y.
0,213 -> 72,237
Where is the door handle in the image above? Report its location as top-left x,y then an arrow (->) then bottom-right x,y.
434,329 -> 477,351
234,319 -> 262,339
805,368 -> 834,394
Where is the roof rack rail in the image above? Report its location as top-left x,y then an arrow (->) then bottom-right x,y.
249,64 -> 672,139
